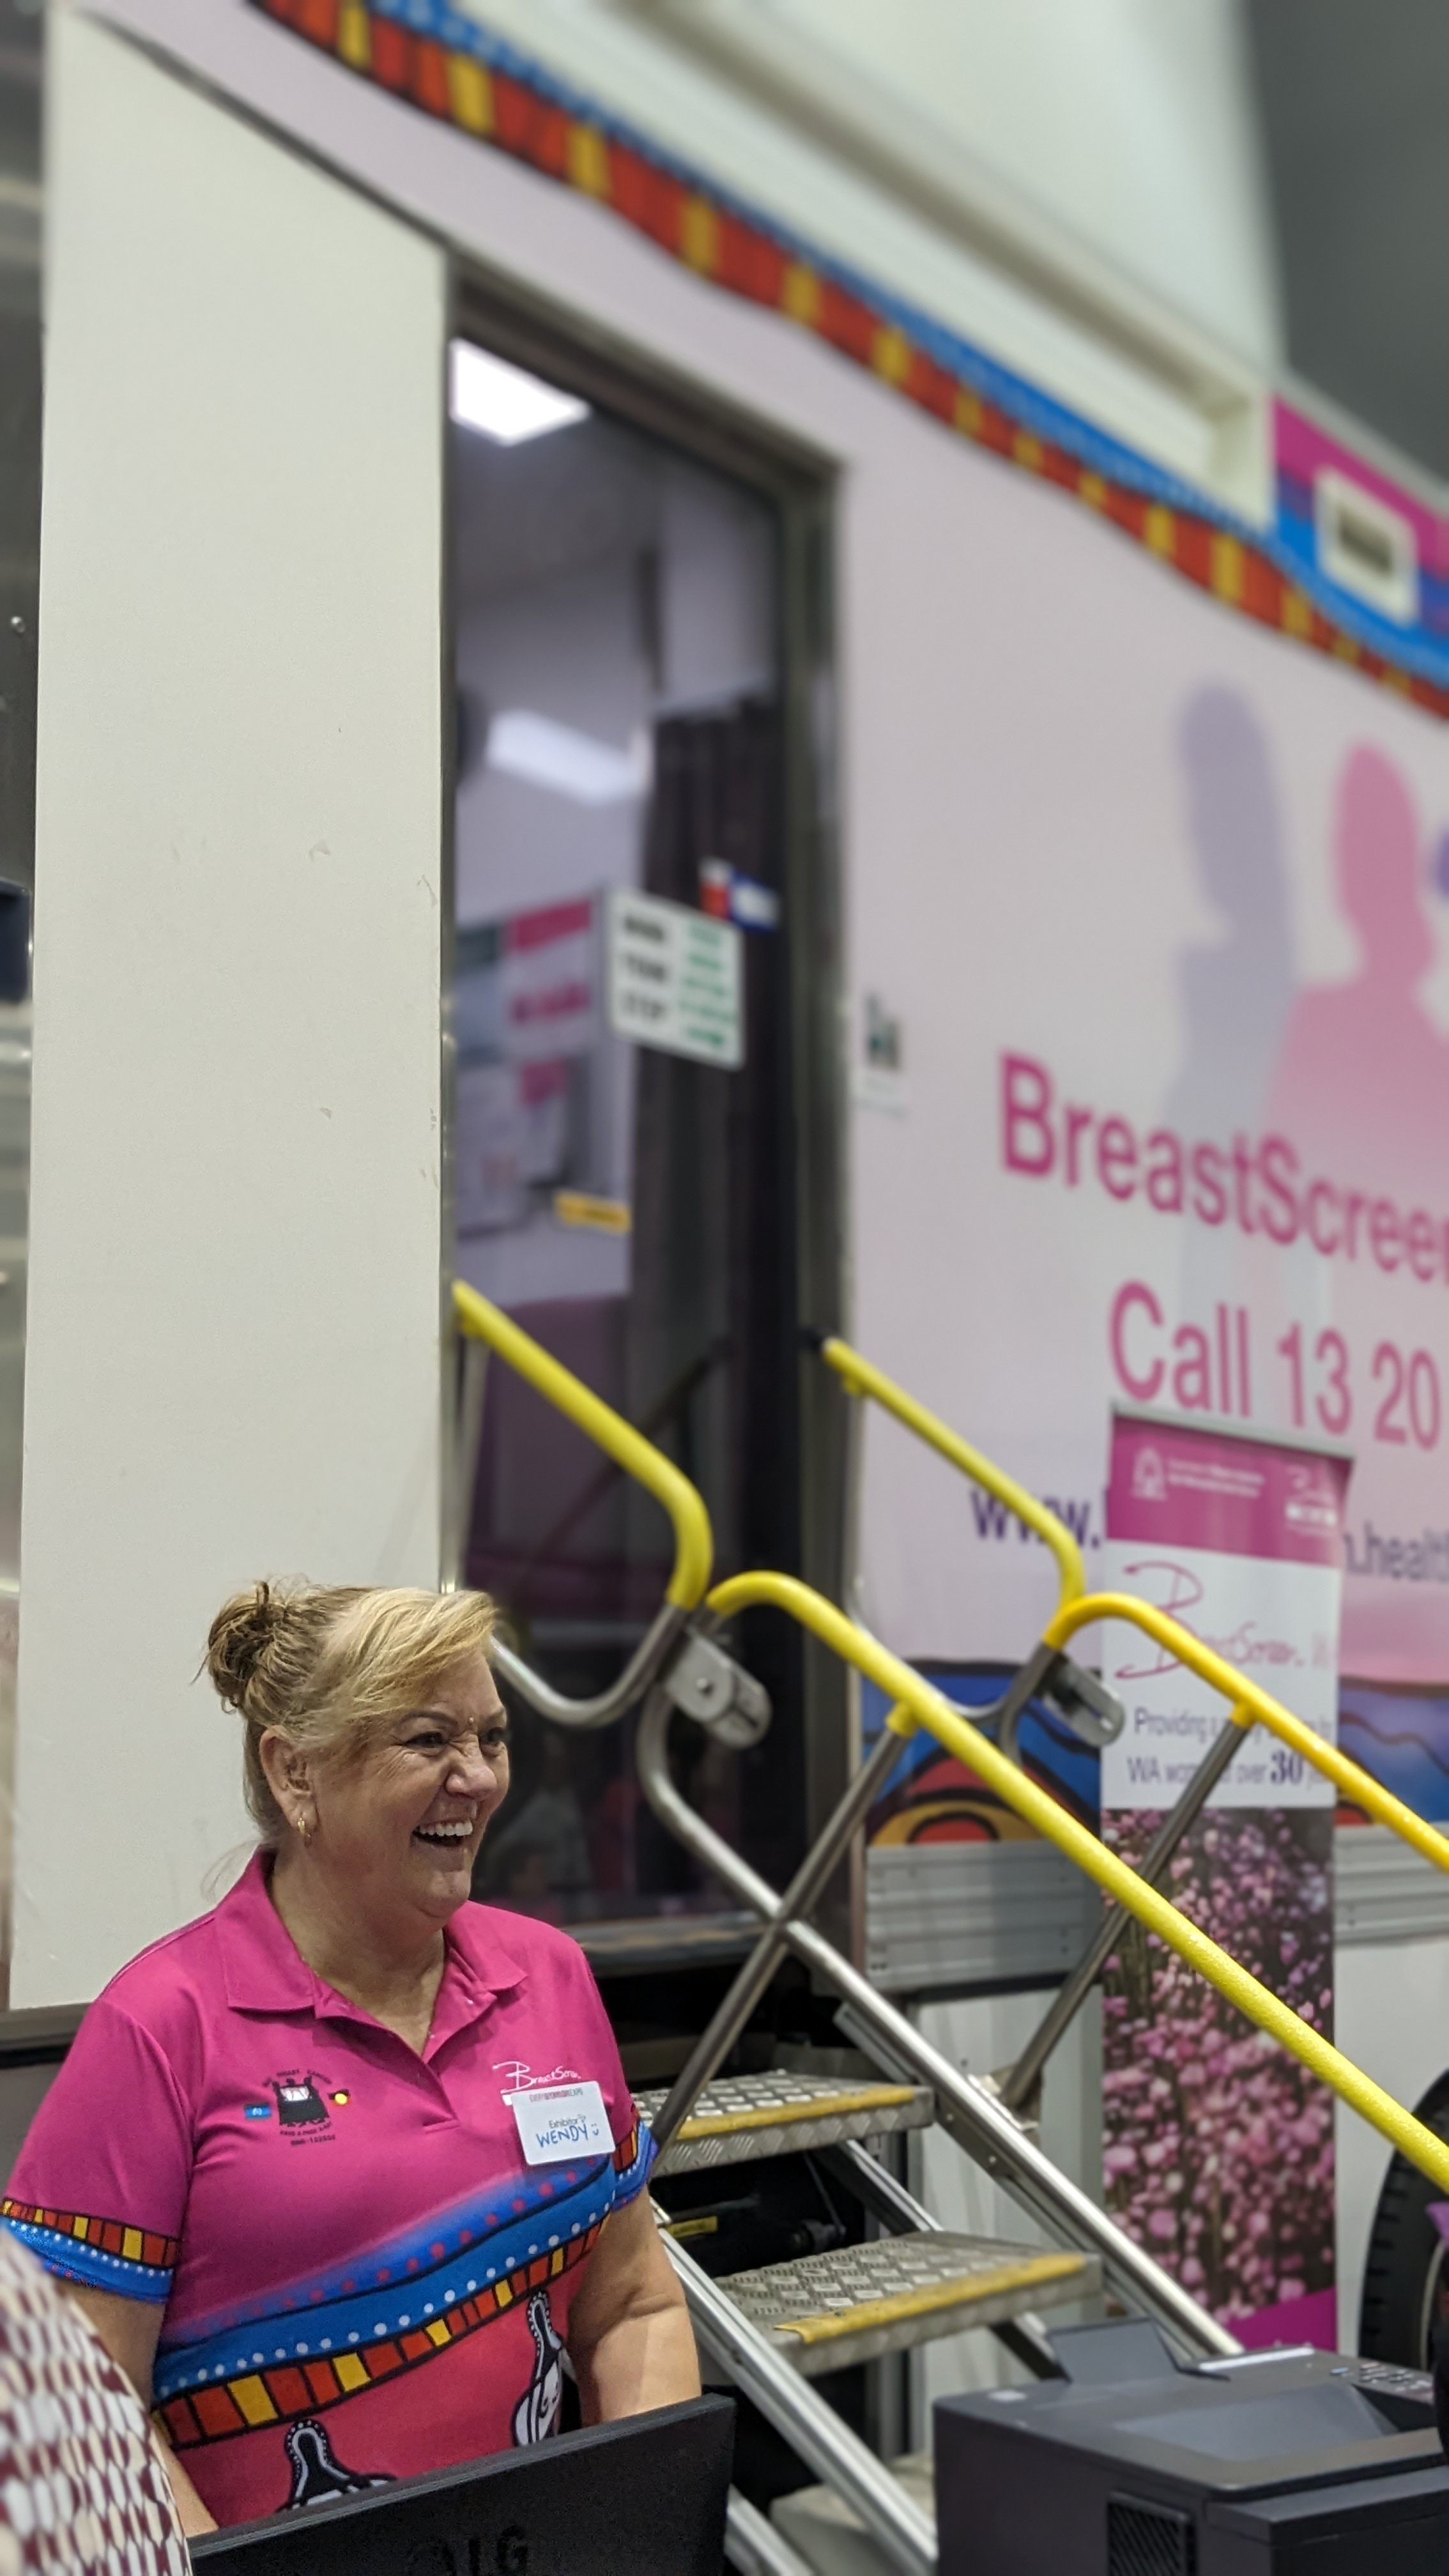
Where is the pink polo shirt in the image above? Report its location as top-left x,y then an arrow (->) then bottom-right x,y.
1,1854 -> 655,2528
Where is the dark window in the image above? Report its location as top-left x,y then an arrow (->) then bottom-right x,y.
449,347 -> 808,1941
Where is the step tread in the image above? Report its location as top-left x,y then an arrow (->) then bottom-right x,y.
640,2070 -> 934,2174
717,2229 -> 1095,2373
774,2453 -> 936,2556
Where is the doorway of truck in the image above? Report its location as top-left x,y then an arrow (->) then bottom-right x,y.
448,283 -> 839,1979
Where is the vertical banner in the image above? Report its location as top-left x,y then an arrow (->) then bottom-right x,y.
1100,1411 -> 1351,2349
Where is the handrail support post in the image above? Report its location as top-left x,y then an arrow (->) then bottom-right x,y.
650,1716 -> 909,2154
999,1707 -> 1248,2117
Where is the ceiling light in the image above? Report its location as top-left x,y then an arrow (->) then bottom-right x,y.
449,344 -> 590,445
487,711 -> 649,806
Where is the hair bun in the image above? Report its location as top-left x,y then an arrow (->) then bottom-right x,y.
206,1581 -> 284,1712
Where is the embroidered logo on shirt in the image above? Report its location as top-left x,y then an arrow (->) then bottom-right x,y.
492,2059 -> 580,2094
247,2073 -> 348,2140
273,2075 -> 328,2129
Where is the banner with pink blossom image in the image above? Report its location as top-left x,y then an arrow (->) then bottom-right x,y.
1100,1411 -> 1351,2349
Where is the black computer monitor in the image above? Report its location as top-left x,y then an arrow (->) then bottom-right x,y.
190,2394 -> 733,2576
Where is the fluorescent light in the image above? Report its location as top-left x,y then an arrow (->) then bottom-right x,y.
449,343 -> 589,445
487,710 -> 649,806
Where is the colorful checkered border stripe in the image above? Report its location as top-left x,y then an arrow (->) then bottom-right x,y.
2,2198 -> 178,2300
250,0 -> 1449,723
612,2119 -> 651,2195
158,2222 -> 601,2450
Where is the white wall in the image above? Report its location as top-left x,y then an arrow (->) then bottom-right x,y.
16,15 -> 447,2002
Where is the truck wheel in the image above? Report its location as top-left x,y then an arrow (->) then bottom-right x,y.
1360,2071 -> 1449,2366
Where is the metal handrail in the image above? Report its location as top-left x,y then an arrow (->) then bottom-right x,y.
1045,1590 -> 1449,1876
810,1345 -> 1449,2097
817,1334 -> 1086,1611
705,1570 -> 1449,2197
452,1282 -> 712,1728
1001,1590 -> 1449,2113
634,1685 -> 1239,2357
816,1347 -> 1448,1856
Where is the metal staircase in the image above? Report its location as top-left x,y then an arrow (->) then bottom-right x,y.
646,2074 -> 1096,2576
450,1282 -> 1449,2575
643,2066 -> 1092,2373
628,1664 -> 1229,2574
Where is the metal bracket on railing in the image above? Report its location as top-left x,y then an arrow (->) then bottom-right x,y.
993,1639 -> 1125,1765
1046,1586 -> 1449,1877
493,1613 -> 772,1743
662,1630 -> 772,1749
1036,1652 -> 1124,1749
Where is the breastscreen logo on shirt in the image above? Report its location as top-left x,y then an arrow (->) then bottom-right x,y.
243,2073 -> 353,2138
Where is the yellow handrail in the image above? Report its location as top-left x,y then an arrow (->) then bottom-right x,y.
817,1340 -> 1449,1867
1045,1591 -> 1449,1877
706,1567 -> 1449,2195
453,1283 -> 714,1610
820,1336 -> 1085,1610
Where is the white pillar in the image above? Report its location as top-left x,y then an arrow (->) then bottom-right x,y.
14,15 -> 447,2002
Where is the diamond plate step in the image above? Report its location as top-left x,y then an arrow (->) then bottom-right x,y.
719,2229 -> 1097,2375
638,2069 -> 934,2175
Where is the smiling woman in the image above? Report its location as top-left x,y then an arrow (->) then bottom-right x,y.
0,1581 -> 696,2536
211,1581 -> 514,2053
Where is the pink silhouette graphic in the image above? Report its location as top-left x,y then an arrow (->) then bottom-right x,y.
1269,747 -> 1449,1195
1167,687 -> 1294,1138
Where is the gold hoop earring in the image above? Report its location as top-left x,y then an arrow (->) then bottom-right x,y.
295,1809 -> 314,1848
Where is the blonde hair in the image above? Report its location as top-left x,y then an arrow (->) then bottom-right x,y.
206,1580 -> 499,1845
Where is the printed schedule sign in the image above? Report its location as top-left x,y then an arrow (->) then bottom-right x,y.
608,888 -> 742,1070
1098,1413 -> 1349,2350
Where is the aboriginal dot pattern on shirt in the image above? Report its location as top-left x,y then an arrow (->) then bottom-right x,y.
153,2123 -> 647,2449
0,2231 -> 188,2575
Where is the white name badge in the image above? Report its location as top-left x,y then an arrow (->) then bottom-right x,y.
509,2080 -> 611,2166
